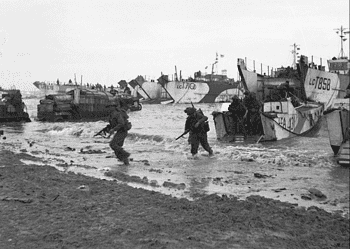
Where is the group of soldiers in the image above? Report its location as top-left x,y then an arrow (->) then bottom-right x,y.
100,91 -> 263,165
228,92 -> 263,138
101,99 -> 215,165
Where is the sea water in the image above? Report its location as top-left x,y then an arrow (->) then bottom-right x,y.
0,98 -> 349,216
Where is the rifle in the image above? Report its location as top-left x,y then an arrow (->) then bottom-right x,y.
93,124 -> 111,137
191,101 -> 204,115
175,129 -> 190,140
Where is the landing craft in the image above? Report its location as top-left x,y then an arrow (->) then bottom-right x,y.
33,80 -> 83,95
123,75 -> 172,104
161,74 -> 241,104
303,57 -> 350,165
301,55 -> 349,110
124,54 -> 242,104
302,26 -> 350,165
159,54 -> 241,104
212,54 -> 324,143
33,77 -> 117,96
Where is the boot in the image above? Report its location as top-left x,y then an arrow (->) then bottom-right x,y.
192,154 -> 199,160
122,157 -> 130,166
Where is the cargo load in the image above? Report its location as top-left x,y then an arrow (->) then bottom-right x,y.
37,89 -> 141,122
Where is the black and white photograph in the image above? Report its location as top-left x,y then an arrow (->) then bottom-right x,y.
0,0 -> 349,248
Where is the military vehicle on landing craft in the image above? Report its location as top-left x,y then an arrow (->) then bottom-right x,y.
37,88 -> 141,122
0,88 -> 31,122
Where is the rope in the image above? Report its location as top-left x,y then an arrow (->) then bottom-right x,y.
260,112 -> 310,137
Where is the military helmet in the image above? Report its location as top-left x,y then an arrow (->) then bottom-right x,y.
184,107 -> 196,115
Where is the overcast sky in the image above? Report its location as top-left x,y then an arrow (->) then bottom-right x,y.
0,0 -> 349,91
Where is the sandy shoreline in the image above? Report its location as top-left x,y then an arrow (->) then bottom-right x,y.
0,149 -> 349,249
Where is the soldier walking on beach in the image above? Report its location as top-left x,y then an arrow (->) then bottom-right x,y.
184,107 -> 213,159
107,99 -> 132,165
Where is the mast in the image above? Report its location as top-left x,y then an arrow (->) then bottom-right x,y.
291,43 -> 300,69
334,25 -> 349,59
211,52 -> 218,81
174,66 -> 178,81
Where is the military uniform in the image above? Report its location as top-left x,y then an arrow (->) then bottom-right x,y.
184,107 -> 213,157
228,96 -> 247,136
242,92 -> 263,136
108,104 -> 131,165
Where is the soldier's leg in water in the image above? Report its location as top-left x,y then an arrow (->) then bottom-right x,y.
118,130 -> 130,160
110,130 -> 130,161
190,133 -> 200,156
199,133 -> 213,155
187,132 -> 192,144
109,133 -> 119,156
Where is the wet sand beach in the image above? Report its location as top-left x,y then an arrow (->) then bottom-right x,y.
0,148 -> 349,249
0,100 -> 349,248
3,101 -> 349,218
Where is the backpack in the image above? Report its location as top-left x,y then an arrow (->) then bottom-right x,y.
197,109 -> 210,132
203,121 -> 210,132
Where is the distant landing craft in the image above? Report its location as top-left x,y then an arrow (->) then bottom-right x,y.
157,54 -> 242,104
33,81 -> 85,95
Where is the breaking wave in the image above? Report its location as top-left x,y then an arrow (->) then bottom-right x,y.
127,132 -> 171,143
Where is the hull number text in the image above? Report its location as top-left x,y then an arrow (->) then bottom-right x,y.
308,77 -> 331,91
277,116 -> 296,130
176,82 -> 197,90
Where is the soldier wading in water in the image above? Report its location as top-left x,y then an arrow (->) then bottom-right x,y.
107,100 -> 132,165
184,107 -> 213,159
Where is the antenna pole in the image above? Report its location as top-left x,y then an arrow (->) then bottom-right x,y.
334,25 -> 349,58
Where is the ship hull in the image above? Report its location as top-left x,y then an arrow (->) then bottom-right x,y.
303,68 -> 349,110
212,100 -> 323,142
212,57 -> 323,143
0,115 -> 31,123
302,56 -> 350,165
163,80 -> 240,104
128,79 -> 171,104
33,81 -> 84,95
324,99 -> 350,165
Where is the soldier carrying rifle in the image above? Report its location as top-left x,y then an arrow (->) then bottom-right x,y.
182,107 -> 213,159
107,99 -> 132,165
93,124 -> 111,138
94,99 -> 132,165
